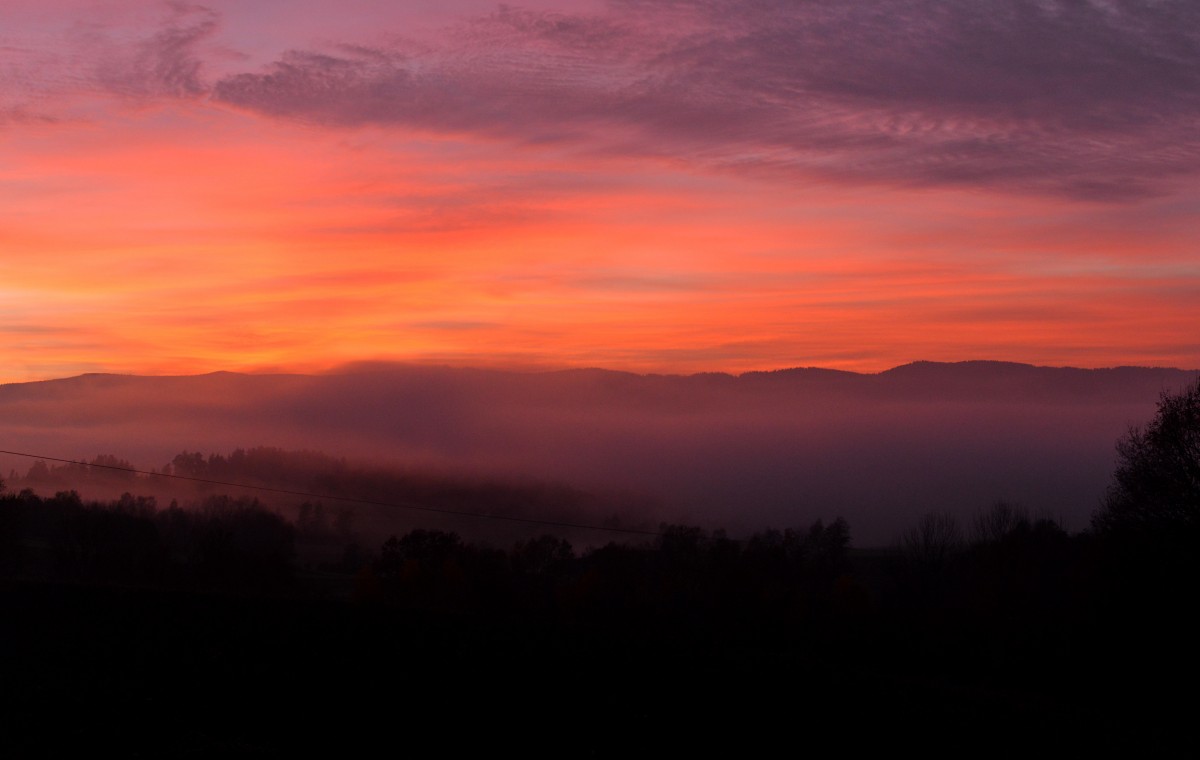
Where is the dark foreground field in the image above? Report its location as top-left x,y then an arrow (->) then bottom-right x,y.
3,524 -> 1195,757
8,366 -> 1200,757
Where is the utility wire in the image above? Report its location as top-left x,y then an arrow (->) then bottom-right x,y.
0,448 -> 663,538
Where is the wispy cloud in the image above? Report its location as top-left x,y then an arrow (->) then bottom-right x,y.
7,1 -> 1198,196
209,0 -> 1200,199
0,1 -> 217,120
93,2 -> 218,99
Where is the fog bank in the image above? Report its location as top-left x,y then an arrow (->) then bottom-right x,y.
2,361 -> 1195,545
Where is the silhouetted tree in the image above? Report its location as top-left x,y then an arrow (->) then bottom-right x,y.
158,496 -> 298,589
379,529 -> 462,569
170,451 -> 207,479
806,517 -> 851,565
1093,377 -> 1200,539
512,534 -> 574,576
88,455 -> 136,483
971,501 -> 1029,545
24,460 -> 51,483
0,487 -> 22,573
902,511 -> 961,567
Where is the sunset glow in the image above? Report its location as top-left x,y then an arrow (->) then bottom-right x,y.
3,0 -> 1199,382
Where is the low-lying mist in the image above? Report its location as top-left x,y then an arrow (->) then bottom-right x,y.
2,361 -> 1195,546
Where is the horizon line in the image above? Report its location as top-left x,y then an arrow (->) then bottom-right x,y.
5,357 -> 1200,387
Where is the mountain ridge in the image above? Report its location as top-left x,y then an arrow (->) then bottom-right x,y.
3,358 -> 1197,391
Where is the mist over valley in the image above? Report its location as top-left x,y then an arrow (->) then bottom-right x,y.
3,360 -> 1194,546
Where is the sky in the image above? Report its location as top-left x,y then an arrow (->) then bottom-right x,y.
3,0 -> 1199,383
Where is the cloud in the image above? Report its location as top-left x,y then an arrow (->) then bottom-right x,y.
569,272 -> 712,293
94,2 -> 218,99
9,1 -> 1198,198
0,106 -> 58,126
412,320 -> 501,331
0,40 -> 72,123
0,1 -> 218,123
209,0 -> 1200,200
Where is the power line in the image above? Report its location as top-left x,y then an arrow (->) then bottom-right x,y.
0,448 -> 663,538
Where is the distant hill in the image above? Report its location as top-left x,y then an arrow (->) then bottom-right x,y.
2,361 -> 1196,545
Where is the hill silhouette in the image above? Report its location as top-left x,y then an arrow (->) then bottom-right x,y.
2,361 -> 1196,544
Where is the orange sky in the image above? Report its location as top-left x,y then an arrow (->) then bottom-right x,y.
3,1 -> 1199,383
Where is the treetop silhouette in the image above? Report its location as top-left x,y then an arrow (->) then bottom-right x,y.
1094,378 -> 1200,538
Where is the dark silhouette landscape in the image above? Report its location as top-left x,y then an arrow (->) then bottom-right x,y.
2,362 -> 1199,753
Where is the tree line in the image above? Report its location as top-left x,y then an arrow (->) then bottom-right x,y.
1,377 -> 1197,753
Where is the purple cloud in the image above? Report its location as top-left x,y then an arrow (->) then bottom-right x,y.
1,2 -> 218,121
95,2 -> 218,99
208,0 -> 1200,199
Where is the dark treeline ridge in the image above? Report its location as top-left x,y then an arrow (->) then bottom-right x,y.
1,487 -> 1196,752
0,489 -> 297,593
3,378 -> 1198,754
